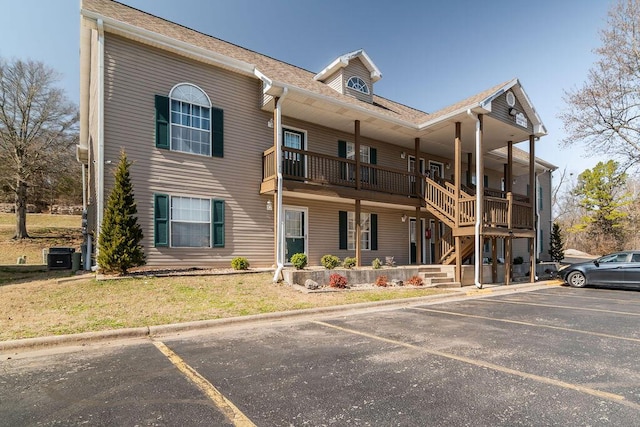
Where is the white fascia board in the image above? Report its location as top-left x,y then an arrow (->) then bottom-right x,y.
358,50 -> 382,82
81,9 -> 256,77
254,68 -> 273,93
516,84 -> 547,136
314,49 -> 382,82
313,57 -> 349,81
416,104 -> 490,130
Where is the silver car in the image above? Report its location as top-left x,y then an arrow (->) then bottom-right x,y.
561,251 -> 640,288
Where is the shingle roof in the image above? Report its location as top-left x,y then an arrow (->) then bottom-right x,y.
82,0 -> 513,127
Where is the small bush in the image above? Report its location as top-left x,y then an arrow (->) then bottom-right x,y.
372,258 -> 382,269
375,275 -> 388,287
343,257 -> 357,269
231,257 -> 250,270
321,254 -> 341,269
385,256 -> 396,267
406,275 -> 424,286
514,256 -> 524,265
329,273 -> 348,288
290,253 -> 308,270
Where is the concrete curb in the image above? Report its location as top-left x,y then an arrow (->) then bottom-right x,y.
0,280 -> 561,353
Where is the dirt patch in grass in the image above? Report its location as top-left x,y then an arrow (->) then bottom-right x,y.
0,271 -> 450,341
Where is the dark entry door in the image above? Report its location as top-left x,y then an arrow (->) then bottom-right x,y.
283,129 -> 305,179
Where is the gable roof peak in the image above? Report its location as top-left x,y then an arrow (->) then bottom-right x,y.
314,49 -> 382,83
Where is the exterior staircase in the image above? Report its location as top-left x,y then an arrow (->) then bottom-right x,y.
418,265 -> 460,288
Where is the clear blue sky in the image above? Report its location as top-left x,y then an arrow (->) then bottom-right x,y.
0,0 -> 614,178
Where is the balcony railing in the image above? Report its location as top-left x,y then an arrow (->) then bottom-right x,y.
263,147 -> 534,230
263,147 -> 422,198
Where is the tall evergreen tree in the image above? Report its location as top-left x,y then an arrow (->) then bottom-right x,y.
97,150 -> 145,274
548,222 -> 565,262
572,160 -> 630,253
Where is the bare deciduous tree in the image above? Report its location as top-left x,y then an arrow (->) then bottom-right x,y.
0,58 -> 78,239
561,0 -> 640,170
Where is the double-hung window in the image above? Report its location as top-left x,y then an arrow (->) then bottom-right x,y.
347,212 -> 371,250
170,84 -> 212,156
171,196 -> 211,247
346,141 -> 372,183
154,194 -> 225,248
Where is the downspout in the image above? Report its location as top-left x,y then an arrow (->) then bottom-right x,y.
467,109 -> 483,289
273,88 -> 289,282
535,168 -> 549,261
96,18 -> 105,265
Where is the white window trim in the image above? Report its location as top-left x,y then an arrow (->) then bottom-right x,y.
169,194 -> 212,248
169,83 -> 212,158
346,141 -> 371,163
283,205 -> 308,265
347,211 -> 371,251
346,76 -> 370,94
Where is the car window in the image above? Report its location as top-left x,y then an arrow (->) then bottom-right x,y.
600,253 -> 628,263
632,254 -> 640,263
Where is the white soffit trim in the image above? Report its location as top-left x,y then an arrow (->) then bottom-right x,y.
81,9 -> 256,77
268,80 -> 414,128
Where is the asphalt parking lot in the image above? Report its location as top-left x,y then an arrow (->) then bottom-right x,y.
2,284 -> 640,426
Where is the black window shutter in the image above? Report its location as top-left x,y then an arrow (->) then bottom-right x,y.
212,199 -> 225,247
212,107 -> 224,157
155,95 -> 170,149
338,141 -> 347,180
369,148 -> 377,185
338,140 -> 347,158
339,210 -> 347,250
371,213 -> 378,251
154,193 -> 169,247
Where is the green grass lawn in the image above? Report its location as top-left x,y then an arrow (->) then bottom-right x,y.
0,213 -> 82,265
0,271 -> 449,341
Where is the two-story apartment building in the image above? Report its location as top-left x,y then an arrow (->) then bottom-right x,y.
78,0 -> 555,286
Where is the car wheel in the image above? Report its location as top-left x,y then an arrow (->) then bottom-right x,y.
567,271 -> 586,288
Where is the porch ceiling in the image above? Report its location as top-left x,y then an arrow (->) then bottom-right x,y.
264,91 -> 539,168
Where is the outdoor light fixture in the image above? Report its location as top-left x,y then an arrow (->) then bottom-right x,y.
267,118 -> 274,128
266,200 -> 273,211
508,107 -> 518,117
401,214 -> 408,222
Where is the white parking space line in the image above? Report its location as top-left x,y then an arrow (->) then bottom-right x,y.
532,291 -> 640,304
152,340 -> 256,427
408,307 -> 640,343
478,298 -> 640,317
312,321 -> 640,410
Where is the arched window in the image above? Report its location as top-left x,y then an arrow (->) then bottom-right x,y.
169,83 -> 212,156
347,76 -> 370,94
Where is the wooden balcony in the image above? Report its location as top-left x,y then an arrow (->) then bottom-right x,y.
262,147 -> 534,235
261,147 -> 424,205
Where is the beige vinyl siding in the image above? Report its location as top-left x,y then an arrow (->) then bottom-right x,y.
491,92 -> 534,134
284,197 -> 412,266
102,35 -> 275,267
281,116 -> 468,180
343,58 -> 373,103
324,70 -> 344,94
